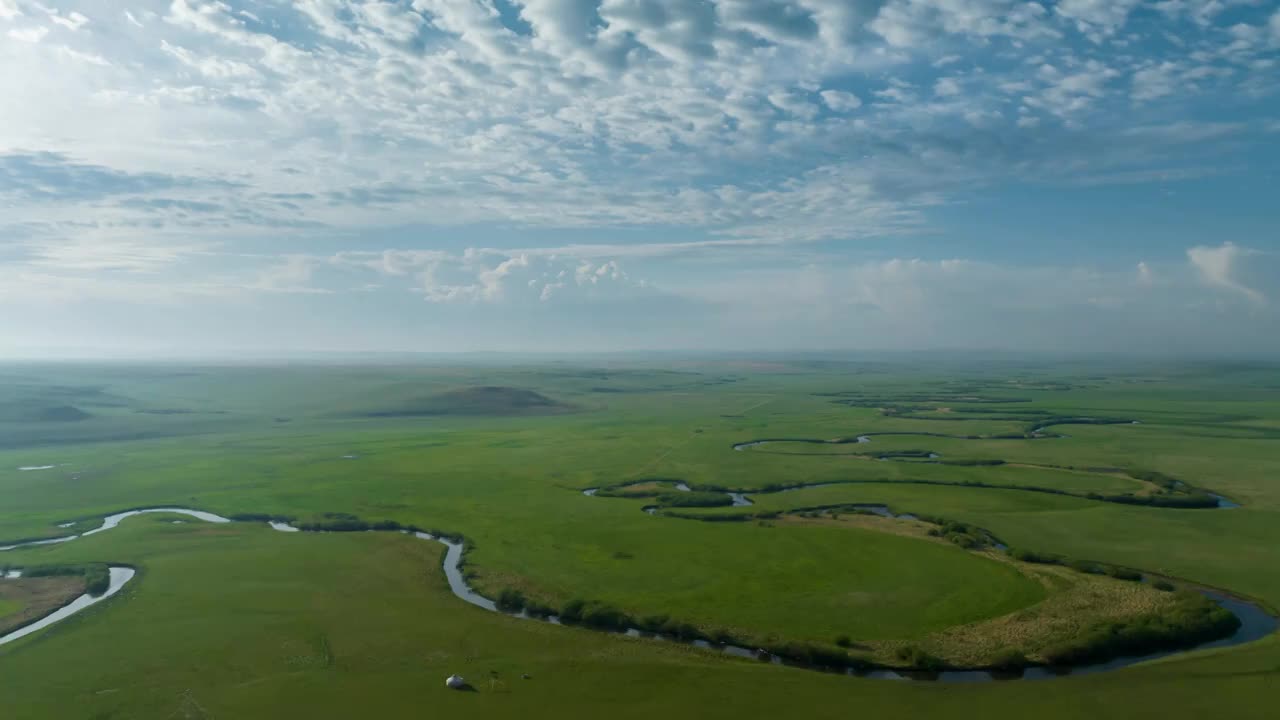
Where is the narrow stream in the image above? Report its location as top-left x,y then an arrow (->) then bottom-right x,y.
0,507 -> 1273,682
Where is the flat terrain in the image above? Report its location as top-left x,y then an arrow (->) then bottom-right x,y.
0,357 -> 1277,718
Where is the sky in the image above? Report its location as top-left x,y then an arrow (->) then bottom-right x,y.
1,0 -> 1279,357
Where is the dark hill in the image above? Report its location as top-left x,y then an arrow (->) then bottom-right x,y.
360,386 -> 573,418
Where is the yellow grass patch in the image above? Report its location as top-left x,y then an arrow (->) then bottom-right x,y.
775,512 -> 936,541
0,576 -> 87,635
874,566 -> 1180,666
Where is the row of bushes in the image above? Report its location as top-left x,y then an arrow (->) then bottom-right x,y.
822,476 -> 1218,510
492,588 -> 563,618
938,458 -> 1006,466
494,585 -> 1234,673
293,518 -> 411,532
1126,469 -> 1183,490
228,512 -> 295,523
894,645 -> 947,671
259,513 -> 464,542
1089,492 -> 1218,509
1006,548 -> 1147,582
491,591 -> 883,670
1026,416 -> 1136,435
820,393 -> 1032,405
1039,592 -> 1240,665
869,450 -> 934,460
652,492 -> 733,508
888,512 -> 998,550
18,563 -> 112,595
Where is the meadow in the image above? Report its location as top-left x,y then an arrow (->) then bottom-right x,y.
0,356 -> 1277,718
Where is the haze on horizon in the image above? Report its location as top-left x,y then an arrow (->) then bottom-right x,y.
2,0 -> 1279,358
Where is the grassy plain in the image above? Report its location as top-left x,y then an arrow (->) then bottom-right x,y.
0,357 -> 1278,718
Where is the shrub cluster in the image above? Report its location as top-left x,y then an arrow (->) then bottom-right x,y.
923,518 -> 991,549
558,598 -> 636,632
1007,548 -> 1065,565
636,614 -> 703,640
653,492 -> 733,508
988,648 -> 1030,670
893,645 -> 947,671
20,563 -> 111,595
495,588 -> 527,612
228,512 -> 295,523
293,518 -> 409,532
763,641 -> 859,669
938,458 -> 1006,466
1088,493 -> 1218,509
1040,592 -> 1240,665
1026,416 -> 1136,435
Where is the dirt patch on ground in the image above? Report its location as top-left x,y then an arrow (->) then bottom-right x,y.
776,512 -> 936,541
604,482 -> 672,497
0,576 -> 87,635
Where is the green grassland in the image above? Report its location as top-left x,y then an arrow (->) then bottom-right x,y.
0,357 -> 1278,718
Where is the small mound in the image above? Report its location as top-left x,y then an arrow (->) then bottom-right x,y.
361,386 -> 573,418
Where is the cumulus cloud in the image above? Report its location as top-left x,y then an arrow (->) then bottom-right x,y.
7,24 -> 46,42
1137,261 -> 1154,286
1132,62 -> 1181,102
1056,0 -> 1142,38
327,248 -> 653,305
1187,242 -> 1266,304
819,89 -> 861,112
48,9 -> 88,31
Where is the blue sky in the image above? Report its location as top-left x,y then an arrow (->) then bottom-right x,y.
1,0 -> 1278,356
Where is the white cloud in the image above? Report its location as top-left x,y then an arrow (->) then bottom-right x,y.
870,0 -> 1057,47
49,10 -> 88,31
415,251 -> 652,304
1187,242 -> 1266,304
767,90 -> 819,119
1157,0 -> 1265,28
1056,0 -> 1142,37
1137,261 -> 1154,286
1027,60 -> 1120,116
933,76 -> 961,97
7,24 -> 46,42
1132,62 -> 1180,101
819,89 -> 861,112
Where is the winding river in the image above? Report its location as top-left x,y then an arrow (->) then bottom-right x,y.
0,507 -> 1274,682
726,433 -> 1239,510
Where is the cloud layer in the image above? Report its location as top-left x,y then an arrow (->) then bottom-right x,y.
1,1 -> 1278,355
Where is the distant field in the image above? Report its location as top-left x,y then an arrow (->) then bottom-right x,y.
0,358 -> 1278,718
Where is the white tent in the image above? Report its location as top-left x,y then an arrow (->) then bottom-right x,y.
446,674 -> 466,689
